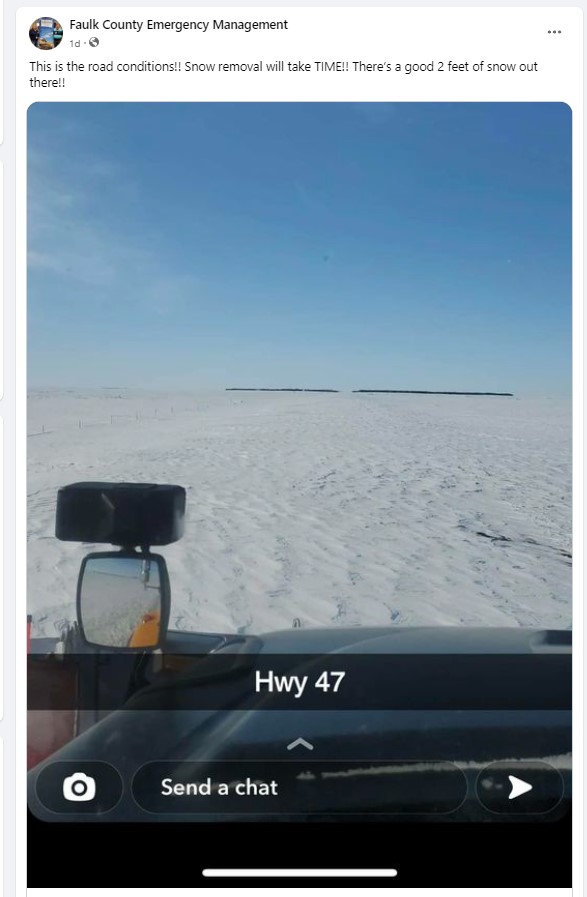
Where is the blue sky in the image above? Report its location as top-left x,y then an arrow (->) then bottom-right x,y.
28,103 -> 571,394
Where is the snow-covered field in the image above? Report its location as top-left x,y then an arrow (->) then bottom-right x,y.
27,388 -> 572,637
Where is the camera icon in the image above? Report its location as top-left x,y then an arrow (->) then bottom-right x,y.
63,772 -> 97,802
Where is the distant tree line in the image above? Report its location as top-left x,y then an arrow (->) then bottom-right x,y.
226,388 -> 340,393
226,388 -> 514,396
353,390 -> 514,396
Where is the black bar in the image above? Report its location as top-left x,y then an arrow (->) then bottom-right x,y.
28,653 -> 571,711
28,812 -> 571,887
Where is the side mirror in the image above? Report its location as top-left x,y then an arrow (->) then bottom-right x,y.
76,552 -> 171,650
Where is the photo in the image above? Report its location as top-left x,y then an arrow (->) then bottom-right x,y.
27,104 -> 572,829
29,17 -> 63,50
28,102 -> 572,642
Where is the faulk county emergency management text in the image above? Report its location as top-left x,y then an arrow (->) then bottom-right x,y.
69,19 -> 289,33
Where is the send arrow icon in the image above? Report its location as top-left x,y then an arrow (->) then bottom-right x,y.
508,775 -> 533,800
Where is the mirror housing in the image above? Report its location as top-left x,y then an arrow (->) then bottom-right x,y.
56,482 -> 186,547
76,551 -> 171,651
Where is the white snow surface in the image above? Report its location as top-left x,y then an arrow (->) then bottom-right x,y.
27,389 -> 572,637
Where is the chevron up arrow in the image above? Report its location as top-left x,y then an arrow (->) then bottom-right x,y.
287,737 -> 314,751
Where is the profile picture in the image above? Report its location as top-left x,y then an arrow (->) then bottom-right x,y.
29,17 -> 63,50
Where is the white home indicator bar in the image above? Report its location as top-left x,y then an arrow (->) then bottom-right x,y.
203,869 -> 398,878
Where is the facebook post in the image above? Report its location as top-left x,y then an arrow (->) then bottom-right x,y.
18,6 -> 581,892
